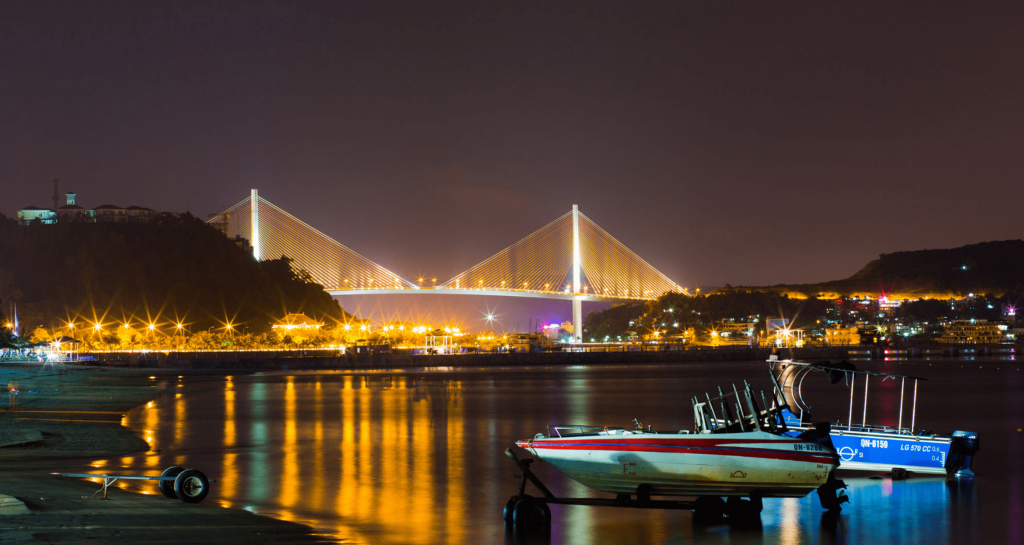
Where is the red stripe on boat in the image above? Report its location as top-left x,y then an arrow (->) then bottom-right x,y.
515,441 -> 835,464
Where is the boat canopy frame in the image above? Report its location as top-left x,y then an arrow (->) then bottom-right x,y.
768,356 -> 929,435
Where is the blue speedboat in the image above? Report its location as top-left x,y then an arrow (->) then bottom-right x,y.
767,357 -> 979,477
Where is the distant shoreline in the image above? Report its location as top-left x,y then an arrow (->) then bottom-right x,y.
73,346 -> 833,370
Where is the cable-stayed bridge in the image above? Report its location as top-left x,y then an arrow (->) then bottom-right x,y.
208,190 -> 685,340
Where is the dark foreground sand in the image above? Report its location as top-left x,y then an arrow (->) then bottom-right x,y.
0,362 -> 325,544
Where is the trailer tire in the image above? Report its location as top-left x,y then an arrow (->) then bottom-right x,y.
693,496 -> 726,523
513,497 -> 546,530
503,496 -> 518,523
159,466 -> 184,499
174,469 -> 210,503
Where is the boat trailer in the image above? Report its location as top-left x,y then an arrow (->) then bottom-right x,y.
56,466 -> 213,503
503,449 -> 779,531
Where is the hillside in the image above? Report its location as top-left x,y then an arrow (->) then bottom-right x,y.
749,240 -> 1024,298
0,213 -> 349,335
583,240 -> 1024,340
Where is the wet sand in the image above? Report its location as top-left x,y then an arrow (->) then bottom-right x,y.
0,362 -> 324,544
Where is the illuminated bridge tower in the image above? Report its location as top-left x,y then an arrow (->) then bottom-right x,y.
250,188 -> 260,261
572,204 -> 582,342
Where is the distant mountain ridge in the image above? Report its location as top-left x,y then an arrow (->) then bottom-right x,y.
738,240 -> 1024,298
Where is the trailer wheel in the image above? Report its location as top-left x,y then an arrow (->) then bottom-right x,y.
174,469 -> 210,503
725,496 -> 761,522
503,496 -> 518,523
513,497 -> 548,530
693,496 -> 726,523
159,466 -> 184,499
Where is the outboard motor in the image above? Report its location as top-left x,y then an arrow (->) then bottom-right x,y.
949,430 -> 980,478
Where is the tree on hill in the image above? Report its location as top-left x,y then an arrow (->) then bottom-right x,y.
0,213 -> 354,335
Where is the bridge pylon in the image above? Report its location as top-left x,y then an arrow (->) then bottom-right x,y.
208,190 -> 414,291
572,204 -> 582,342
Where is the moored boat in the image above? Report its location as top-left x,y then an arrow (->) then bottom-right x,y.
769,357 -> 979,477
505,379 -> 849,529
515,426 -> 837,498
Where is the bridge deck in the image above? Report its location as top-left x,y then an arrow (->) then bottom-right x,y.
326,288 -> 644,302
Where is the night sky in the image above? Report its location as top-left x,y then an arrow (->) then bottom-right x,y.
4,2 -> 1023,329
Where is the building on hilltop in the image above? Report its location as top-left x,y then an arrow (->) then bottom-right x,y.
126,206 -> 158,223
16,192 -> 163,225
16,205 -> 57,225
55,192 -> 95,223
92,204 -> 127,223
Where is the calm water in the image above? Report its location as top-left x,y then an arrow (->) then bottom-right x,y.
88,361 -> 1022,544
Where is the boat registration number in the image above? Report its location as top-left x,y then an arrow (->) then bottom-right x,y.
794,443 -> 825,452
860,439 -> 889,449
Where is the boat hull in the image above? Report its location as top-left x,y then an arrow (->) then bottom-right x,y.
830,430 -> 952,475
516,431 -> 838,497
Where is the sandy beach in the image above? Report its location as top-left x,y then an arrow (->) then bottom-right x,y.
0,362 -> 324,544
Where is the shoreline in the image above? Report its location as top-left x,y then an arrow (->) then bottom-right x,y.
77,345 -> 850,370
73,343 -> 1017,371
0,362 -> 325,544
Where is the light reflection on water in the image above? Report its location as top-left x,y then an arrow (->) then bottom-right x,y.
93,363 -> 1020,544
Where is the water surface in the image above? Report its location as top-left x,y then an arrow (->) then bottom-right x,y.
92,361 -> 1022,544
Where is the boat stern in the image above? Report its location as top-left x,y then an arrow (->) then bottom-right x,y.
799,422 -> 849,510
797,422 -> 841,470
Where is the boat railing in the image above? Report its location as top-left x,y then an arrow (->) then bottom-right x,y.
828,420 -> 934,437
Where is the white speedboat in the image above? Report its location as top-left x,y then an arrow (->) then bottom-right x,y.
516,427 -> 837,498
513,381 -> 846,507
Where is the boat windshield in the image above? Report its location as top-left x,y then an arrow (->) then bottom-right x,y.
547,425 -> 654,438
